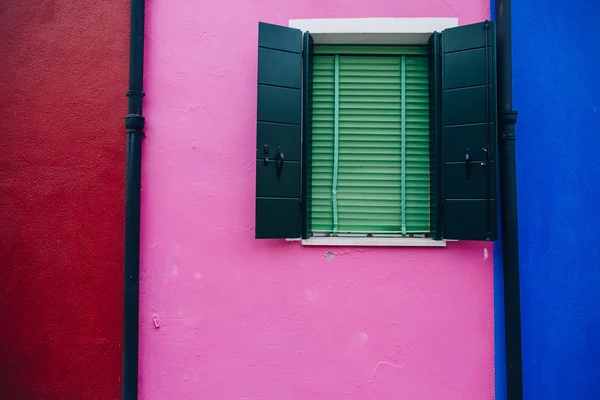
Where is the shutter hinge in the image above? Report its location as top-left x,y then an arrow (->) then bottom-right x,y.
481,146 -> 489,166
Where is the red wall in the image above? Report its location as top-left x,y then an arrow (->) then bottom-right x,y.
0,1 -> 129,399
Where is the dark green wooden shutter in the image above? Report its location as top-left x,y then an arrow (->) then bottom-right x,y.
255,22 -> 303,239
428,32 -> 442,240
440,21 -> 498,240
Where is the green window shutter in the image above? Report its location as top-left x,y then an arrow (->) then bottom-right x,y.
255,22 -> 303,239
440,21 -> 498,240
337,56 -> 403,233
310,47 -> 430,236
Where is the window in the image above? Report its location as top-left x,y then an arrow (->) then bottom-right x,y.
310,46 -> 430,237
255,20 -> 498,243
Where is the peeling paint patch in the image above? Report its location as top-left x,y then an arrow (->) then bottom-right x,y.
350,331 -> 370,348
484,248 -> 489,260
372,360 -> 401,377
326,251 -> 334,260
153,316 -> 160,328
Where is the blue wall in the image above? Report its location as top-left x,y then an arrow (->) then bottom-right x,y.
504,0 -> 600,398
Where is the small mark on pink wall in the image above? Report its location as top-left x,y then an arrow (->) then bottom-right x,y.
304,289 -> 318,302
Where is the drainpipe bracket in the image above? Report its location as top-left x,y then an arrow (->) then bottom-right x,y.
125,114 -> 145,135
499,109 -> 518,141
499,109 -> 518,125
126,90 -> 146,98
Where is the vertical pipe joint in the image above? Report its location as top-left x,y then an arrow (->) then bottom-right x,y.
499,110 -> 518,141
124,114 -> 145,135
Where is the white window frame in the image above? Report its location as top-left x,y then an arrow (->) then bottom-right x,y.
289,18 -> 458,247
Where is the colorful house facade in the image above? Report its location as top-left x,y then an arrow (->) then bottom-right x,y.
138,0 -> 600,398
1,0 -> 599,399
510,1 -> 600,398
139,1 -> 498,399
0,1 -> 128,399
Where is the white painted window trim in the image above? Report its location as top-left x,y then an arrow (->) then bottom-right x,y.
289,18 -> 458,45
289,18 -> 458,247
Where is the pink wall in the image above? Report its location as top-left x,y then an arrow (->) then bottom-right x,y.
141,1 -> 494,399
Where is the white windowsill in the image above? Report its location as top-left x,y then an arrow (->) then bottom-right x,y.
294,237 -> 447,247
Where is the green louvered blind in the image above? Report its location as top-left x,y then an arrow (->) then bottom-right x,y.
310,46 -> 430,236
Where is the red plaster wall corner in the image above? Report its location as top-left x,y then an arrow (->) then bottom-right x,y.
0,1 -> 129,399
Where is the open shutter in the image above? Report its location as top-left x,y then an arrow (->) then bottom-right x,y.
255,22 -> 303,239
440,21 -> 498,241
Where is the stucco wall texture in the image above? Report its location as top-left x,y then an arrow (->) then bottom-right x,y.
141,1 -> 494,399
512,1 -> 600,399
0,1 -> 128,399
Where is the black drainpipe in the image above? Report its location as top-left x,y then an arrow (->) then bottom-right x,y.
123,0 -> 145,399
496,0 -> 524,399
